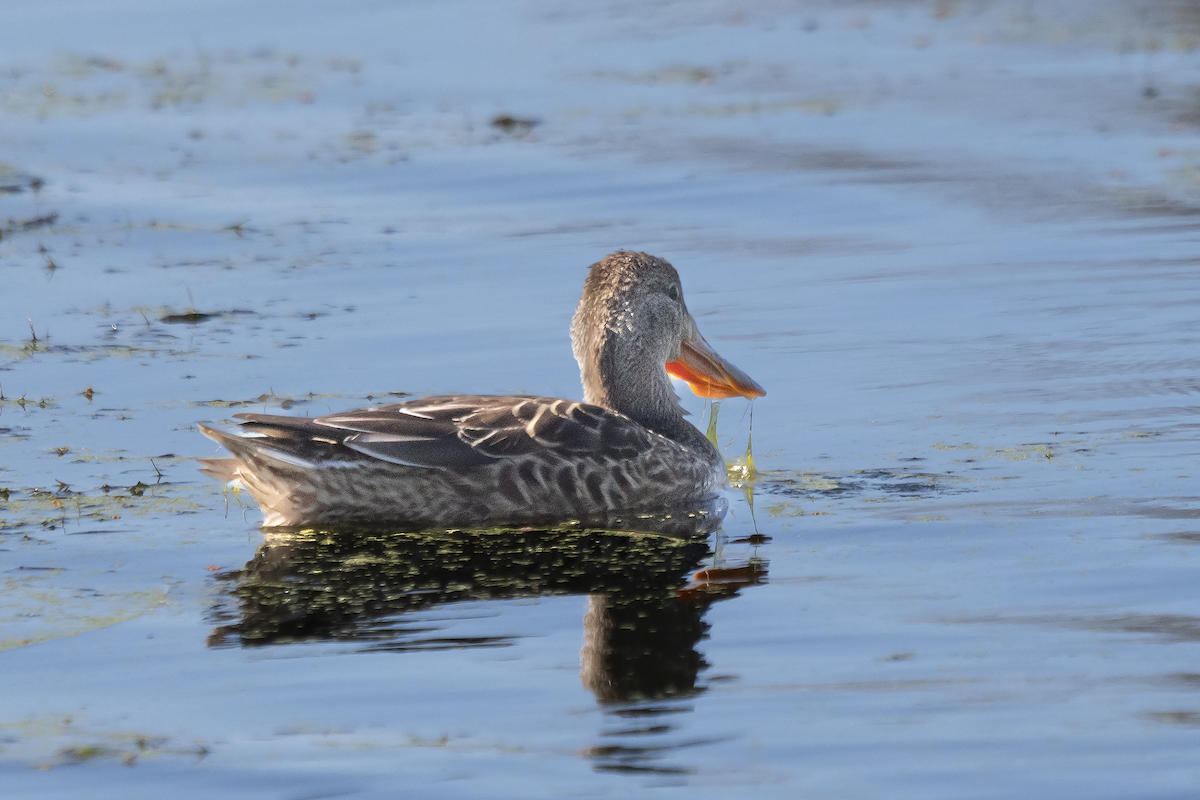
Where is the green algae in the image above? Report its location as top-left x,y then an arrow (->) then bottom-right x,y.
0,714 -> 205,770
0,585 -> 170,652
0,482 -> 210,533
764,501 -> 809,518
933,441 -> 1060,462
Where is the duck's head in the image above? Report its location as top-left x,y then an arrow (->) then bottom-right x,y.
571,251 -> 764,436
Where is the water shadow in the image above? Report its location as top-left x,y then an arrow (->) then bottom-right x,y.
209,523 -> 764,673
208,517 -> 767,775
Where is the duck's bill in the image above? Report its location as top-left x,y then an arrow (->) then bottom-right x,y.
666,322 -> 765,400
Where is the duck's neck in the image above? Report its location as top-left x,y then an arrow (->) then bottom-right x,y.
577,333 -> 719,458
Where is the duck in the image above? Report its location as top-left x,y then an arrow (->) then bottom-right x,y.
198,251 -> 764,529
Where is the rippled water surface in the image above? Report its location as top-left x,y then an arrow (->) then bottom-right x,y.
3,1 -> 1200,797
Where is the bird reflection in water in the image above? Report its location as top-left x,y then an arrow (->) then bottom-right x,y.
207,505 -> 766,775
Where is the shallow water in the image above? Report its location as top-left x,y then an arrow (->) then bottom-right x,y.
2,1 -> 1200,797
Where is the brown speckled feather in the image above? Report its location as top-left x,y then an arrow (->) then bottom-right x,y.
200,395 -> 721,528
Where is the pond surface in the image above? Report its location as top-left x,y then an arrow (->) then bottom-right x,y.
2,1 -> 1200,797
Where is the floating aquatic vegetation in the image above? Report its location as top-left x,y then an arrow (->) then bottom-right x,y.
0,163 -> 43,195
161,311 -> 217,325
0,480 -> 209,534
0,715 -> 205,771
491,114 -> 538,136
0,212 -> 57,238
761,468 -> 973,503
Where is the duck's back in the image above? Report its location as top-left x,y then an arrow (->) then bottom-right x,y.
199,395 -> 723,528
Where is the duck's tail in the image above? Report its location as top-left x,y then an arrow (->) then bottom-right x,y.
198,423 -> 304,527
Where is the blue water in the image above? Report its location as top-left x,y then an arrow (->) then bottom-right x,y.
2,1 -> 1200,797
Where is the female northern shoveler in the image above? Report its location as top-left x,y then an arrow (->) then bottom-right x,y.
199,251 -> 764,528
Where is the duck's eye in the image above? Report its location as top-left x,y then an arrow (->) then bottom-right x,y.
666,285 -> 679,302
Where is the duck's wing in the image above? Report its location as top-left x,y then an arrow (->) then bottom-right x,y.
231,395 -> 657,473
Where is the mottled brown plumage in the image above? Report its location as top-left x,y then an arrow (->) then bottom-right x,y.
198,251 -> 763,529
